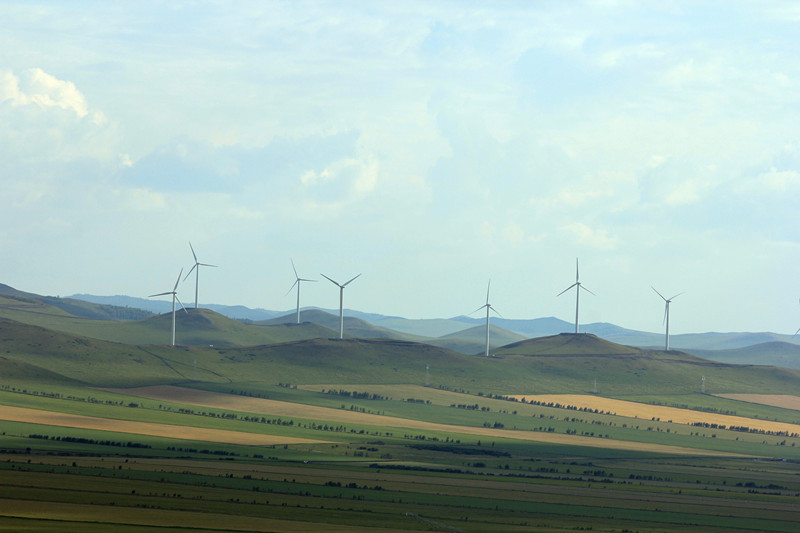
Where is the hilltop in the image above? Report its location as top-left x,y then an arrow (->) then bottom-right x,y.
255,309 -> 429,342
428,324 -> 528,355
2,316 -> 798,395
0,284 -> 153,321
495,333 -> 643,356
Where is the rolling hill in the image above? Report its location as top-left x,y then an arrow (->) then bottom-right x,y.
1,283 -> 153,321
686,341 -> 800,370
256,309 -> 429,342
427,324 -> 528,355
65,288 -> 800,353
2,317 -> 799,396
0,296 -> 337,347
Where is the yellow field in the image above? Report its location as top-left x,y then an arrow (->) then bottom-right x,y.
508,394 -> 800,435
716,394 -> 800,411
0,404 -> 325,446
0,498 -> 403,532
115,385 -> 743,456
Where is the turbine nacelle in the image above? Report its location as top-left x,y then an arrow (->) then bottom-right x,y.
148,268 -> 189,346
557,258 -> 593,334
321,272 -> 361,339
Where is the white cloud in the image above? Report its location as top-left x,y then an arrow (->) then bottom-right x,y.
664,179 -> 701,206
734,169 -> 800,195
502,222 -> 524,245
560,222 -> 619,250
1,68 -> 89,118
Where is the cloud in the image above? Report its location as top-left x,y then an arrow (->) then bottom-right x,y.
502,222 -> 525,245
734,168 -> 800,195
560,222 -> 619,250
1,68 -> 89,118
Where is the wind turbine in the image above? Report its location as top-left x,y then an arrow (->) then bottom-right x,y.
149,269 -> 188,346
183,242 -> 217,309
471,280 -> 502,357
795,298 -> 800,336
287,259 -> 316,324
652,287 -> 683,351
557,258 -> 595,334
321,273 -> 361,339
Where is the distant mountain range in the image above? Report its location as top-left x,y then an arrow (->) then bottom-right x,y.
67,291 -> 800,353
0,282 -> 795,370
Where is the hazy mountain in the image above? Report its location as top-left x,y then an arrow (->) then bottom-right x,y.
53,289 -> 800,354
1,284 -> 154,321
686,342 -> 800,370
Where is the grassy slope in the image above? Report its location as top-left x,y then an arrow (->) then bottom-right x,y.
0,296 -> 338,347
686,342 -> 800,370
256,309 -> 430,342
427,324 -> 528,355
3,320 -> 800,397
0,284 -> 153,321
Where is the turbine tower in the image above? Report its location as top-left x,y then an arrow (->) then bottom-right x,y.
183,242 -> 217,309
471,280 -> 502,357
557,258 -> 595,334
652,287 -> 683,351
321,273 -> 361,339
287,259 -> 316,324
149,269 -> 188,346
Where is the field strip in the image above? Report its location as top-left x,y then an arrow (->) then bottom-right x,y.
716,394 -> 800,411
507,394 -> 800,434
0,498 -> 406,532
0,405 -> 325,446
112,385 -> 744,456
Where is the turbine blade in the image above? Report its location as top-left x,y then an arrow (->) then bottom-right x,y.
581,285 -> 596,297
575,258 -> 579,282
173,268 -> 183,291
669,292 -> 684,301
175,294 -> 188,313
320,273 -> 341,287
486,279 -> 491,305
343,273 -> 362,287
663,302 -> 668,325
189,242 -> 197,263
199,263 -> 217,268
299,278 -> 317,282
651,286 -> 667,301
291,259 -> 299,279
470,304 -> 488,315
489,305 -> 503,318
183,263 -> 197,281
286,279 -> 299,295
148,291 -> 172,298
557,283 -> 577,297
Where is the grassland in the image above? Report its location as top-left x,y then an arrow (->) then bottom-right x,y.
2,381 -> 800,531
2,311 -> 800,530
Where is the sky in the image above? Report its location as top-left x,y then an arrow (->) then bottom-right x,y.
1,1 -> 799,335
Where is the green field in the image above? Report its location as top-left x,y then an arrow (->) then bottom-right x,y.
1,300 -> 800,531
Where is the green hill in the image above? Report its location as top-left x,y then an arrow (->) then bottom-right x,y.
428,324 -> 528,354
257,309 -> 429,342
2,318 -> 799,396
496,333 -> 643,356
686,341 -> 800,370
0,297 -> 336,347
0,283 -> 153,321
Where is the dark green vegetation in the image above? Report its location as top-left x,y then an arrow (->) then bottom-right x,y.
2,284 -> 800,530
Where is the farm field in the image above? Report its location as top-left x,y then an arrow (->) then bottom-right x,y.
2,378 -> 800,531
717,394 -> 800,411
2,315 -> 800,530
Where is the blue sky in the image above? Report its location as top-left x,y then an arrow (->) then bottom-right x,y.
1,1 -> 799,334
